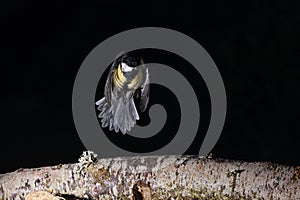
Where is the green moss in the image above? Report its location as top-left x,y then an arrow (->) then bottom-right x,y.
293,166 -> 300,180
84,165 -> 110,186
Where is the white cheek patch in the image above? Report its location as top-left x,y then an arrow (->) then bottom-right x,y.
121,62 -> 133,72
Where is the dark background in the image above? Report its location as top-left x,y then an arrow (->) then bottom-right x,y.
1,1 -> 300,174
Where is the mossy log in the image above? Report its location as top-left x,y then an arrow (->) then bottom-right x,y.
0,153 -> 299,199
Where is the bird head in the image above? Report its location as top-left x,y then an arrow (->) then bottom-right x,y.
119,56 -> 138,74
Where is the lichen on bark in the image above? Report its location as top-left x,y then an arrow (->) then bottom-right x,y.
0,152 -> 299,199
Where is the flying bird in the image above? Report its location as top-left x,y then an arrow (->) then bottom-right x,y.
96,52 -> 150,134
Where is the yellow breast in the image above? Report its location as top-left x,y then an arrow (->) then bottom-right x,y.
112,64 -> 143,91
113,64 -> 126,88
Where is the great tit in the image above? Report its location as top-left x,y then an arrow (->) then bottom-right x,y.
96,52 -> 150,134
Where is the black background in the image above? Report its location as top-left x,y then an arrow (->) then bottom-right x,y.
1,1 -> 300,174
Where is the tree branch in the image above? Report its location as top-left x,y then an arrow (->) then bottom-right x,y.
1,152 -> 299,199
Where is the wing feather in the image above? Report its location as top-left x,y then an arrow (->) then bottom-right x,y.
139,66 -> 150,112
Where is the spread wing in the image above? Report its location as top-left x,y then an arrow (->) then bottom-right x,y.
139,66 -> 150,112
104,51 -> 125,105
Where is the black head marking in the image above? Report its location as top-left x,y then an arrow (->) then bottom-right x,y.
121,56 -> 138,68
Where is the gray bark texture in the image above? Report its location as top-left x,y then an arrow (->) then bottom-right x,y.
1,152 -> 300,200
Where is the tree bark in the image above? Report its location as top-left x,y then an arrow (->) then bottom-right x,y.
1,153 -> 299,199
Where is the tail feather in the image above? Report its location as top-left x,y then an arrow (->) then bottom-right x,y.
129,99 -> 140,120
96,97 -> 139,134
